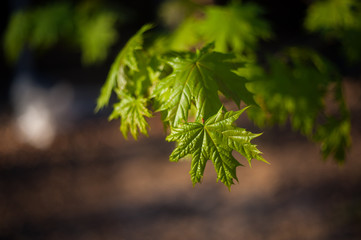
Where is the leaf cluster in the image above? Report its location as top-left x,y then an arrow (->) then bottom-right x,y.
97,0 -> 353,187
96,25 -> 265,188
153,43 -> 255,127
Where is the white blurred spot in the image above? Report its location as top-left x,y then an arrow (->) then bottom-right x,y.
11,74 -> 74,149
16,100 -> 56,149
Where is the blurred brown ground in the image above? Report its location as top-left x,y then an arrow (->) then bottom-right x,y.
0,80 -> 361,240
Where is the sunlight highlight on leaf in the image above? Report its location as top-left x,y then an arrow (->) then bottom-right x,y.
154,43 -> 255,126
167,108 -> 265,189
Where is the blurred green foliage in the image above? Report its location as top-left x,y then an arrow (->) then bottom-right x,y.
305,0 -> 361,62
244,48 -> 331,134
164,0 -> 271,54
4,1 -> 121,65
240,47 -> 351,162
305,0 -> 360,32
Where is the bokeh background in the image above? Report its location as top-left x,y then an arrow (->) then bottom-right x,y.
1,0 -> 361,239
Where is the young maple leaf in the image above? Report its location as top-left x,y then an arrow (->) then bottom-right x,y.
154,43 -> 255,127
96,24 -> 154,140
166,107 -> 267,189
109,94 -> 151,140
96,24 -> 153,111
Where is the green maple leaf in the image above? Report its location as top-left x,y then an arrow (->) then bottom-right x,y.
96,24 -> 155,139
154,43 -> 255,126
202,50 -> 256,107
96,24 -> 152,111
109,94 -> 152,140
166,107 -> 267,189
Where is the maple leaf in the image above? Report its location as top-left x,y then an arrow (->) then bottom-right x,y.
166,107 -> 266,189
154,43 -> 255,127
109,94 -> 152,140
96,24 -> 153,111
96,24 -> 155,139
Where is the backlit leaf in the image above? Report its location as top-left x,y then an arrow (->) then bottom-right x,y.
154,43 -> 255,126
96,24 -> 153,111
166,108 -> 265,189
109,94 -> 152,140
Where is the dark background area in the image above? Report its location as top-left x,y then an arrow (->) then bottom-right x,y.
1,0 -> 361,239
